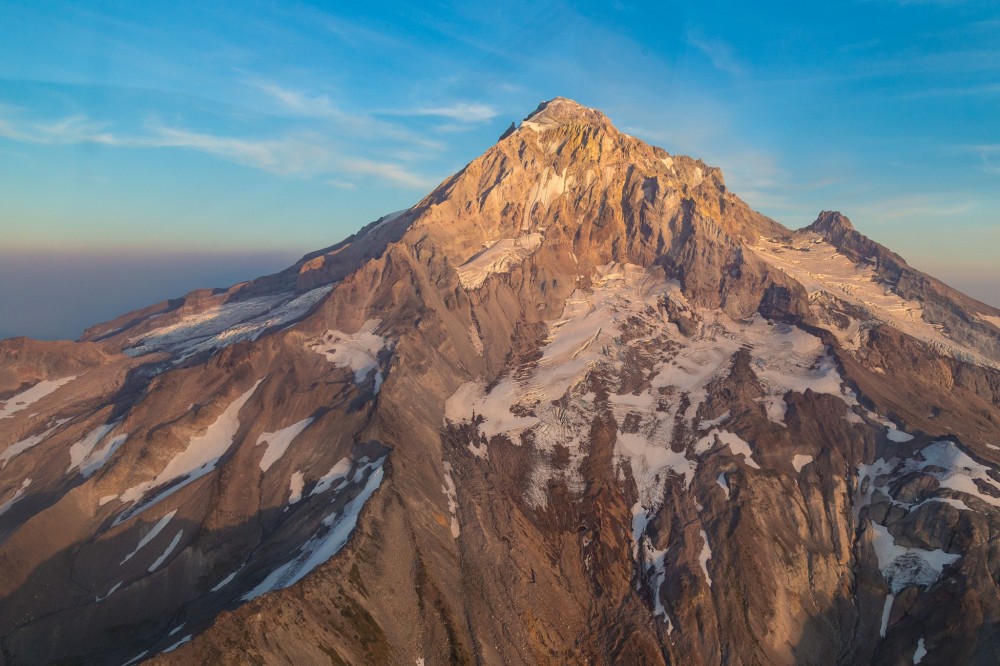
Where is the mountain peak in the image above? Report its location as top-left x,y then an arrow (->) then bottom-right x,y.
520,96 -> 609,129
807,210 -> 855,235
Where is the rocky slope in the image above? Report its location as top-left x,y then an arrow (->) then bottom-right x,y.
1,98 -> 999,665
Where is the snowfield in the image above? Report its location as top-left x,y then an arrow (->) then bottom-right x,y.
0,376 -> 77,420
444,262 -> 865,617
308,319 -> 389,394
125,285 -> 333,361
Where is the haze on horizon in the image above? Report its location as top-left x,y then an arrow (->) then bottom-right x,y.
2,0 -> 998,340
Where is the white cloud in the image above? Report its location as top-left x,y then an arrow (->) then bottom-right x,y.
251,81 -> 339,118
0,106 -> 444,187
0,110 -> 116,145
958,144 -> 1000,175
381,102 -> 499,123
851,193 -> 977,222
146,124 -> 336,176
245,78 -> 445,150
686,31 -> 744,76
342,158 -> 439,190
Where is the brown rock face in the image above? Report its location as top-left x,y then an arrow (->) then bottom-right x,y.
2,98 -> 999,666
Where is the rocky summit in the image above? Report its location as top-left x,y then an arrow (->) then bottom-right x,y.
2,97 -> 1000,665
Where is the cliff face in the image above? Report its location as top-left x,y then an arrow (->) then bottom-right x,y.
2,98 -> 1000,666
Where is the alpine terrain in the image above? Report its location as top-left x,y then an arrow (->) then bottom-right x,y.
2,97 -> 1000,666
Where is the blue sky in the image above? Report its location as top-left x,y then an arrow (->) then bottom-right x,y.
2,0 -> 999,338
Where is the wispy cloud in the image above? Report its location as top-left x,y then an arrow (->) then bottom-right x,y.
342,158 -> 439,190
0,109 -> 116,145
247,78 -> 445,150
686,31 -> 744,76
381,102 -> 499,123
249,80 -> 339,118
146,124 -> 336,175
851,193 -> 978,222
957,143 -> 1000,174
0,106 -> 446,187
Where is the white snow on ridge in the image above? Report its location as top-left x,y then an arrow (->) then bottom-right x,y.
443,262 -> 866,617
117,380 -> 263,523
256,418 -> 314,472
862,440 -> 1000,512
456,232 -> 543,289
126,285 -> 333,361
750,234 -> 999,370
445,263 -> 856,511
0,376 -> 77,420
308,319 -> 388,394
977,313 -> 1000,331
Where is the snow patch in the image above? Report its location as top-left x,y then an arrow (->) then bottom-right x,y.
886,425 -> 914,443
122,650 -> 149,665
308,320 -> 387,394
750,234 -> 998,370
211,566 -> 243,592
792,454 -> 814,473
698,529 -> 713,586
1,419 -> 68,468
288,471 -> 305,504
879,593 -> 894,638
0,478 -> 31,515
716,473 -> 730,500
117,380 -> 262,524
256,417 -> 314,472
162,635 -> 192,654
242,459 -> 385,601
456,232 -> 543,289
68,421 -> 127,476
697,429 -> 760,469
442,461 -> 460,538
95,581 -> 122,602
869,521 -> 959,593
0,376 -> 77,419
147,530 -> 183,572
914,637 -> 927,663
976,313 -> 1000,330
698,411 -> 731,430
126,286 -> 332,361
121,510 -> 178,563
310,457 -> 353,496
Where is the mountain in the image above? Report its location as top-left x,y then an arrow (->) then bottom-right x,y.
2,97 -> 1000,665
